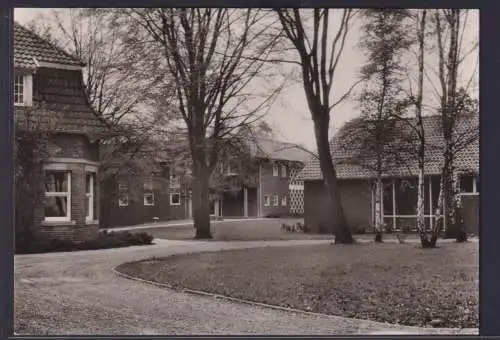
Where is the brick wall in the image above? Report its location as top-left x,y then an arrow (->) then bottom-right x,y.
103,170 -> 190,228
259,160 -> 292,217
33,138 -> 100,241
48,133 -> 99,161
16,65 -> 103,243
304,179 -> 373,233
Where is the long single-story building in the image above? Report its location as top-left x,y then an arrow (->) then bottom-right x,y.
298,114 -> 479,234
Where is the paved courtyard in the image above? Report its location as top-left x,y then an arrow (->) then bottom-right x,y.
14,226 -> 478,335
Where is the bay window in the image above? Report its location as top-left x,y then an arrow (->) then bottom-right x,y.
44,171 -> 71,222
85,172 -> 97,222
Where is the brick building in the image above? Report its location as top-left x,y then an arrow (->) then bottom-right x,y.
298,114 -> 479,234
14,23 -> 107,241
104,137 -> 311,227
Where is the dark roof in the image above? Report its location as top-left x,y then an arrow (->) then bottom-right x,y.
251,137 -> 311,163
14,22 -> 85,69
298,114 -> 479,180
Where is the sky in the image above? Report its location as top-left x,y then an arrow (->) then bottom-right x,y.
14,8 -> 479,152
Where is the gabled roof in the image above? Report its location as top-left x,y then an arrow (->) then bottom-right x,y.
14,22 -> 85,69
251,137 -> 311,163
298,114 -> 479,181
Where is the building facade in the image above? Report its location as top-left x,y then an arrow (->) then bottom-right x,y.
14,23 -> 107,242
299,114 -> 480,234
104,138 -> 310,227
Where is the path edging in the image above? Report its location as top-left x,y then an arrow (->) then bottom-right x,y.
111,266 -> 476,334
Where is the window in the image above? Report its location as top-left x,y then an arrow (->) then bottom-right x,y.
170,192 -> 181,206
273,195 -> 279,206
264,195 -> 270,206
281,164 -> 287,177
170,173 -> 180,188
272,163 -> 279,176
144,180 -> 154,206
226,164 -> 238,176
394,178 -> 417,215
460,174 -> 478,193
118,182 -> 129,207
85,172 -> 97,222
44,171 -> 71,221
281,195 -> 287,206
14,74 -> 32,106
118,193 -> 129,207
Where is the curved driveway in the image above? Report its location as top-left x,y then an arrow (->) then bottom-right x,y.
15,239 -> 478,336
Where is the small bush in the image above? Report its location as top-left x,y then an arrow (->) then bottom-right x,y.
15,230 -> 154,254
352,225 -> 367,235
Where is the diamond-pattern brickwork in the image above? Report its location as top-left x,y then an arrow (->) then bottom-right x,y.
289,168 -> 304,215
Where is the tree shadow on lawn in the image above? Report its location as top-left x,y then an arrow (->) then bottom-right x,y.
116,241 -> 478,329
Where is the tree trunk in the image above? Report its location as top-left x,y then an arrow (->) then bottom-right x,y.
374,177 -> 383,242
441,9 -> 466,243
192,165 -> 212,239
313,115 -> 354,244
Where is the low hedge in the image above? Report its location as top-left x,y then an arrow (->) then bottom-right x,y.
16,230 -> 154,254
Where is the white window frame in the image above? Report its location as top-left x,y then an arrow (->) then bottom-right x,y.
281,164 -> 287,177
170,192 -> 181,206
169,173 -> 180,188
118,193 -> 129,207
14,74 -> 33,107
85,172 -> 97,222
281,195 -> 287,206
380,177 -> 445,231
44,170 -> 71,222
144,193 -> 155,206
118,182 -> 129,207
143,179 -> 155,206
272,163 -> 279,177
460,174 -> 479,194
273,194 -> 279,206
226,164 -> 238,176
264,195 -> 270,206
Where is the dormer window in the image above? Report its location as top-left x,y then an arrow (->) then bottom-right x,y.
14,74 -> 33,106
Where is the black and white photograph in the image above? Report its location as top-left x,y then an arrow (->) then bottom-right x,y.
12,7 -> 479,335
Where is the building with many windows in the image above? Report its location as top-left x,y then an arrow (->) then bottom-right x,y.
104,137 -> 311,227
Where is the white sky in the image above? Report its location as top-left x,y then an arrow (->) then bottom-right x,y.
14,8 -> 479,152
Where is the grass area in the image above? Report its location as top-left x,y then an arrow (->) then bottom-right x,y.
117,241 -> 478,328
133,219 -> 334,241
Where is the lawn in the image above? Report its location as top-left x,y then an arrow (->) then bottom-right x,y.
116,241 -> 478,328
134,219 -> 334,241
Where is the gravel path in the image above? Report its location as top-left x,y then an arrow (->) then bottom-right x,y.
15,239 -> 478,335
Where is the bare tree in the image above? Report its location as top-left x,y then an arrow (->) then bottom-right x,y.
275,9 -> 361,243
114,8 -> 287,238
432,9 -> 479,242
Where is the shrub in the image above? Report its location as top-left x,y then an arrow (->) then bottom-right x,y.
15,230 -> 154,254
352,225 -> 367,234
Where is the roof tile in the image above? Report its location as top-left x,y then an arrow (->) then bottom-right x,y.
298,114 -> 479,181
14,22 -> 84,68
